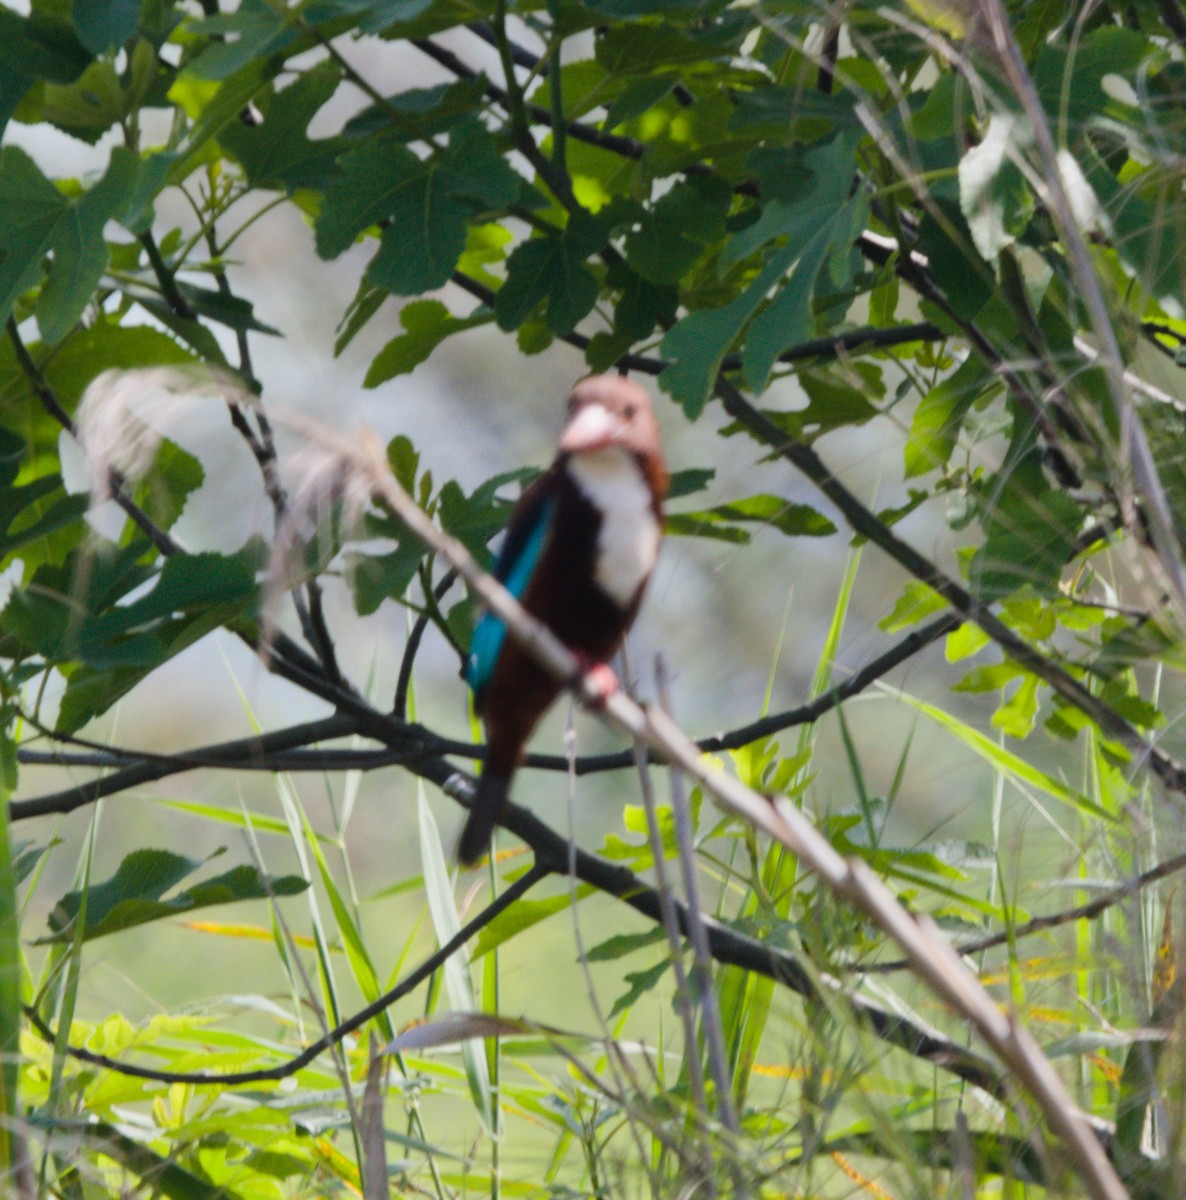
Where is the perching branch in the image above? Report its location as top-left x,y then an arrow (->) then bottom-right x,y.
14,609 -> 960,816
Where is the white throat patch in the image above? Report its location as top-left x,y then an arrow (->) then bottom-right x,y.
567,448 -> 660,608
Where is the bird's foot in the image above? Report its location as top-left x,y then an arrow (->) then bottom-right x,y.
574,655 -> 619,710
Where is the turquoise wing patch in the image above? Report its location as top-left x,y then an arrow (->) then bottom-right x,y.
467,497 -> 555,697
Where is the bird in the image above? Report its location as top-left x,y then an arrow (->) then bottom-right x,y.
458,375 -> 668,865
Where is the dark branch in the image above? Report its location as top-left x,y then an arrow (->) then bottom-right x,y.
25,864 -> 548,1085
1159,0 -> 1186,45
450,767 -> 1010,1098
710,374 -> 1186,796
14,612 -> 960,816
138,231 -> 196,319
394,567 -> 459,718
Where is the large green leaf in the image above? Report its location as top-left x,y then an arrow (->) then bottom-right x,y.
0,147 -> 70,328
317,120 -> 519,296
660,133 -> 864,416
624,174 -> 731,285
0,9 -> 91,85
220,61 -> 348,192
72,0 -> 142,54
494,215 -> 607,336
37,147 -> 140,343
741,193 -> 869,391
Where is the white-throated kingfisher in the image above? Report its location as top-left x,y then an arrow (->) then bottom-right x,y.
459,375 -> 668,865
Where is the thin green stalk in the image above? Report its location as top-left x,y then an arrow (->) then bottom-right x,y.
0,744 -> 21,1184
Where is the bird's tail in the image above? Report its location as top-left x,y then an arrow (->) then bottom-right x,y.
458,771 -> 511,865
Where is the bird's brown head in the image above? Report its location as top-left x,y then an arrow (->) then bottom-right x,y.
558,375 -> 668,499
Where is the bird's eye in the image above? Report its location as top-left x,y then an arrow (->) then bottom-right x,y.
624,404 -> 636,419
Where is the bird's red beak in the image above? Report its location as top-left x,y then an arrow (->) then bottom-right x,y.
559,403 -> 623,453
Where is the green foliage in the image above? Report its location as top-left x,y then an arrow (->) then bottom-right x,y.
44,848 -> 307,943
5,0 -> 1186,1196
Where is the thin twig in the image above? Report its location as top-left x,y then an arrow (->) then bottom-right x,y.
867,849 -> 1186,973
393,567 -> 459,717
138,232 -> 195,319
620,651 -> 712,1159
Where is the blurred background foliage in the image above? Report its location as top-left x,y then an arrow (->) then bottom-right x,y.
5,0 -> 1186,1194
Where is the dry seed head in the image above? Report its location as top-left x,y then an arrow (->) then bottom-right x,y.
76,365 -> 253,502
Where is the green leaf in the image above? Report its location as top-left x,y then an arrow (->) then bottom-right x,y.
586,928 -> 667,961
220,61 -> 347,192
664,513 -> 749,543
915,198 -> 994,322
0,430 -> 91,567
37,147 -> 140,344
904,354 -> 993,477
666,468 -> 714,499
495,216 -> 605,336
1082,153 -> 1186,314
595,19 -> 738,75
349,541 -> 426,614
0,147 -> 70,328
439,471 -> 530,559
44,848 -> 307,943
343,76 -> 487,141
958,115 -> 1033,262
992,672 -> 1040,739
471,888 -> 595,959
608,958 -> 670,1018
41,58 -> 125,143
741,193 -> 869,391
317,121 -> 519,296
611,262 -> 677,341
364,299 -> 489,387
1033,26 -> 1149,126
187,0 -> 300,81
970,452 -> 1083,600
603,75 -> 673,130
670,495 -> 835,541
174,282 -> 281,335
129,435 -> 204,534
879,580 -> 947,632
660,133 -> 863,415
624,174 -> 731,285
0,9 -> 91,85
72,0 -> 141,54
